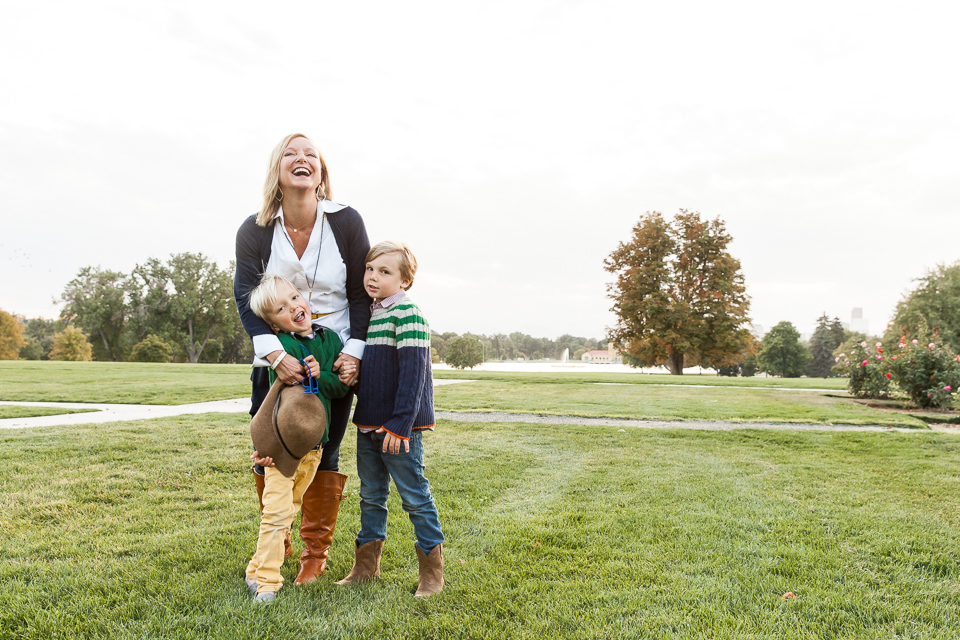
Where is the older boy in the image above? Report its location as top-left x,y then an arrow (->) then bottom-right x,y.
244,273 -> 350,603
336,241 -> 445,598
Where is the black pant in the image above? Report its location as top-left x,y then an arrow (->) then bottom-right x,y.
250,367 -> 353,474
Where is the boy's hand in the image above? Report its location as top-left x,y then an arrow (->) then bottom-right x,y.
251,451 -> 275,467
376,428 -> 409,455
303,355 -> 320,379
333,353 -> 360,386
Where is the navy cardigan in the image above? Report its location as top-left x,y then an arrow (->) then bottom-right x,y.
234,206 -> 371,414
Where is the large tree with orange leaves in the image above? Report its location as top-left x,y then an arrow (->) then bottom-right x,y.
604,210 -> 753,375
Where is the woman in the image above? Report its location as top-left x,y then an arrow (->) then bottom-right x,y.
234,133 -> 371,585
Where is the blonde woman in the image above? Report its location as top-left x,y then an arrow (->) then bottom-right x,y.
234,133 -> 371,586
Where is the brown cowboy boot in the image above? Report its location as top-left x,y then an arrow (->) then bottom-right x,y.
253,467 -> 293,559
294,470 -> 348,585
414,544 -> 444,598
334,540 -> 384,585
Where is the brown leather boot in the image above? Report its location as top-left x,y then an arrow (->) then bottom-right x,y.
253,467 -> 293,559
414,544 -> 444,598
334,540 -> 384,585
294,470 -> 348,585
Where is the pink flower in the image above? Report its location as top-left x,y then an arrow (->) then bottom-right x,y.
877,347 -> 883,354
875,355 -> 882,360
839,353 -> 845,358
860,342 -> 867,348
876,342 -> 882,347
862,360 -> 868,366
892,355 -> 897,360
835,357 -> 840,362
898,343 -> 904,348
946,386 -> 952,391
885,373 -> 891,380
929,343 -> 935,349
912,339 -> 919,344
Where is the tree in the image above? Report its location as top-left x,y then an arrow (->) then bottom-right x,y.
445,336 -> 483,369
130,253 -> 235,363
605,210 -> 753,374
18,317 -> 58,360
130,334 -> 173,363
756,321 -> 809,377
884,261 -> 960,353
806,313 -> 845,378
0,309 -> 26,360
49,325 -> 93,361
59,267 -> 129,361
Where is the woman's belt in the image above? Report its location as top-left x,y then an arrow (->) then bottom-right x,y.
311,306 -> 348,320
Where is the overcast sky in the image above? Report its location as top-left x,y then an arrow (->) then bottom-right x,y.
2,1 -> 957,340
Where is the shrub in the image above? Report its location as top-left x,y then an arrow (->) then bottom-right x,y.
833,338 -> 891,399
130,334 -> 173,363
49,326 -> 93,361
887,326 -> 960,409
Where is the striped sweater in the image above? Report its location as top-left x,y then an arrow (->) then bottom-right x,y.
352,294 -> 434,439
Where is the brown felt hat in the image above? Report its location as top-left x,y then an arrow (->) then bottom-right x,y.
250,378 -> 327,478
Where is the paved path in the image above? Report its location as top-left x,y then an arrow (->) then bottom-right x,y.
3,378 -> 957,434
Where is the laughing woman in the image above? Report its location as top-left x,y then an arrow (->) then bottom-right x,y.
234,133 -> 371,585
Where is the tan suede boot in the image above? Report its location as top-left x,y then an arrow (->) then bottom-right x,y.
414,544 -> 444,598
253,467 -> 293,559
294,470 -> 348,585
334,540 -> 384,585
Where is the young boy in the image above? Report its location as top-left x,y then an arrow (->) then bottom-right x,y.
336,241 -> 445,598
244,273 -> 350,603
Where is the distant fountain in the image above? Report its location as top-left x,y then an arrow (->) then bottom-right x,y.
561,348 -> 569,363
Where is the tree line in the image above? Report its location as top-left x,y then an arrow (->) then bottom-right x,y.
1,253 -> 250,364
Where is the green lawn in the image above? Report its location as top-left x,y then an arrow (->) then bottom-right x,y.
433,369 -> 850,390
2,415 -> 959,639
0,406 -> 97,419
0,361 -> 251,404
434,381 -> 926,428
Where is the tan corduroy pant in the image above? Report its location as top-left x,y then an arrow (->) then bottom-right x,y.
245,450 -> 322,594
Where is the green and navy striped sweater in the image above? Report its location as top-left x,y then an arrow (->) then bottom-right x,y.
353,294 -> 434,439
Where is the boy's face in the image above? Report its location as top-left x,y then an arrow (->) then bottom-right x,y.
265,281 -> 312,335
364,252 -> 410,303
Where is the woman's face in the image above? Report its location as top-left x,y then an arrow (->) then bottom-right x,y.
278,136 -> 322,193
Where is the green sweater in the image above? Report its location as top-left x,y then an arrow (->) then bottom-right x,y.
267,328 -> 350,445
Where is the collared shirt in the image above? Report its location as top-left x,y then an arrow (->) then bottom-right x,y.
370,290 -> 407,312
251,199 -> 366,365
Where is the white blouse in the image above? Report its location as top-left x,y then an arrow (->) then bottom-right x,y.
251,199 -> 366,365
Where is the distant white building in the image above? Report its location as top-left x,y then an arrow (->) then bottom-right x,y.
850,307 -> 869,335
581,345 -> 622,363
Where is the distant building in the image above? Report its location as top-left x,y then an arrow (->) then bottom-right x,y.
581,345 -> 622,364
751,323 -> 767,338
850,307 -> 869,335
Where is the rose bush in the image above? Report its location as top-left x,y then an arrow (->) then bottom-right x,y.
886,324 -> 960,409
833,337 -> 891,399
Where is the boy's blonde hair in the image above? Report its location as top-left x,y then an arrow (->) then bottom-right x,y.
366,241 -> 418,290
249,273 -> 298,322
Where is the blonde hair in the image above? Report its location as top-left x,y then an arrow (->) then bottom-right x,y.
249,273 -> 299,323
366,241 -> 418,290
256,133 -> 332,227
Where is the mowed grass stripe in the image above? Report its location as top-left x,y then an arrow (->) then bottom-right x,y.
434,381 -> 925,427
2,416 -> 959,638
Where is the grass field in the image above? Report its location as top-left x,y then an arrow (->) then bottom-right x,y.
1,361 -> 918,428
2,414 -> 959,639
0,361 -> 251,404
0,405 -> 97,419
434,381 -> 926,427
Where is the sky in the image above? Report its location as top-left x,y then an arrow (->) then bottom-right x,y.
1,0 -> 958,341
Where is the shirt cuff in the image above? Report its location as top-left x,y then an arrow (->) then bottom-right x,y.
341,339 -> 365,360
253,334 -> 284,359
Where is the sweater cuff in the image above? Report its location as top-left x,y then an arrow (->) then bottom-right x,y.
382,420 -> 412,440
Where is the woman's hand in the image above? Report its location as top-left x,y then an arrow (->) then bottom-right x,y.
268,350 -> 305,384
334,353 -> 360,386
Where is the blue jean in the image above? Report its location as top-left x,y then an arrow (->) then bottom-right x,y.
355,429 -> 444,554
